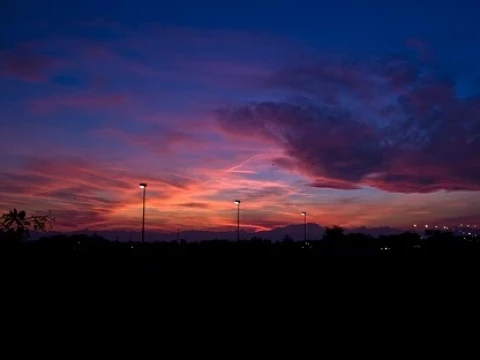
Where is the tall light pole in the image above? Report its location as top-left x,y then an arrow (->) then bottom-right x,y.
234,200 -> 241,241
301,212 -> 307,241
139,183 -> 147,243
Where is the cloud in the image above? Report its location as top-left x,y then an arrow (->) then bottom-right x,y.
241,185 -> 292,202
216,54 -> 480,193
0,155 -> 206,229
0,153 -> 302,231
0,43 -> 63,82
178,202 -> 210,209
310,179 -> 361,190
4,23 -> 480,230
28,93 -> 129,114
94,126 -> 199,155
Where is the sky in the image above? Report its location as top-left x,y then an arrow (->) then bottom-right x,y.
1,0 -> 480,232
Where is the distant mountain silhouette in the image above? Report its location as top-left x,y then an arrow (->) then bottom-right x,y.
28,223 -> 405,242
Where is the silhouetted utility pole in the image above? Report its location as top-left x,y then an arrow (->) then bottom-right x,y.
301,212 -> 307,241
139,183 -> 147,243
234,200 -> 241,241
177,229 -> 180,244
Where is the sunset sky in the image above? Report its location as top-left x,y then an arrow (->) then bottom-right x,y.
1,0 -> 480,232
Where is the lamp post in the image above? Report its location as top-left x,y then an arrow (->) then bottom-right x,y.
139,183 -> 147,243
234,200 -> 241,241
301,212 -> 307,241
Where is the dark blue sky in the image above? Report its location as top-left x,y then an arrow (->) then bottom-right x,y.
4,0 -> 480,81
3,0 -> 480,45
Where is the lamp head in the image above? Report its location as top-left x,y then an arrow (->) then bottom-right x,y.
234,200 -> 241,205
139,183 -> 147,188
301,212 -> 306,216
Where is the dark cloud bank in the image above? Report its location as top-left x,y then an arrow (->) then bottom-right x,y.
217,55 -> 480,193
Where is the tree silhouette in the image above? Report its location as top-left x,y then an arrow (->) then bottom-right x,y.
1,209 -> 54,241
1,208 -> 27,233
282,234 -> 293,242
323,226 -> 345,240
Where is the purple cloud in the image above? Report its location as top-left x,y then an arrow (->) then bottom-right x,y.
217,55 -> 480,193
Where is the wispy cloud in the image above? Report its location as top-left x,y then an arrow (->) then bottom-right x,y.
2,22 -> 480,231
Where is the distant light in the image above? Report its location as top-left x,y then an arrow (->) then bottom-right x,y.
301,212 -> 306,216
234,200 -> 241,205
468,233 -> 472,235
425,225 -> 429,228
413,224 -> 417,227
131,246 -> 134,249
467,224 -> 470,227
435,226 -> 438,228
78,241 -> 80,244
139,183 -> 147,188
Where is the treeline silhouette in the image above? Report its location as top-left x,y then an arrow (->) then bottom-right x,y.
2,228 -> 479,255
2,227 -> 480,276
3,209 -> 480,280
0,229 -> 480,287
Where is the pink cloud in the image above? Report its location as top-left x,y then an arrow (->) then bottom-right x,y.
0,154 -> 300,231
3,27 -> 480,231
94,127 -> 197,155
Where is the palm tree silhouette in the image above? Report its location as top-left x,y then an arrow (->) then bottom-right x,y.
1,208 -> 28,232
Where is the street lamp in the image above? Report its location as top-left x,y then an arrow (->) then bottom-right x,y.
234,200 -> 241,241
139,183 -> 147,243
301,212 -> 307,241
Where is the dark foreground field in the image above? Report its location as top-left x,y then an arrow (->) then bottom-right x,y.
2,232 -> 480,280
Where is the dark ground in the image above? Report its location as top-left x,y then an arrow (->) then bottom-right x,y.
2,232 -> 480,280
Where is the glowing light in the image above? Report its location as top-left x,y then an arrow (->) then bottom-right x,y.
139,183 -> 147,188
234,200 -> 241,205
301,212 -> 306,216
